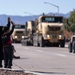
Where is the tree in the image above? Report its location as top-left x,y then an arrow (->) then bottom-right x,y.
63,18 -> 70,31
68,9 -> 75,34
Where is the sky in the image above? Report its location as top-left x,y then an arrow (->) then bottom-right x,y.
0,0 -> 75,16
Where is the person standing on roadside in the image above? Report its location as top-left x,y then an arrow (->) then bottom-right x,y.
0,32 -> 3,68
1,18 -> 14,69
0,17 -> 11,68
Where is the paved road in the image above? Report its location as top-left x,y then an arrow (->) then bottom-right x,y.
10,43 -> 75,75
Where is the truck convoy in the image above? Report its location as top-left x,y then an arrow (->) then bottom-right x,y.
12,24 -> 25,43
21,15 -> 65,47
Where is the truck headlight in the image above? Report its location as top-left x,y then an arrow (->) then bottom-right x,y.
15,36 -> 17,38
47,35 -> 50,40
47,35 -> 50,38
59,35 -> 62,39
22,36 -> 24,38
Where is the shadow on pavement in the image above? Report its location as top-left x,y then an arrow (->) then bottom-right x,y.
31,71 -> 66,74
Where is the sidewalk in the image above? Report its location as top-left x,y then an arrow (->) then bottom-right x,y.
0,60 -> 38,75
0,68 -> 37,75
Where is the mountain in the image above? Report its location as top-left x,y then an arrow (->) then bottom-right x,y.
0,12 -> 70,26
0,15 -> 39,26
47,12 -> 70,18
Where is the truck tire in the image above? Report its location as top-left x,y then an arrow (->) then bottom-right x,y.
60,43 -> 65,47
69,43 -> 72,53
56,43 -> 59,47
40,37 -> 45,47
60,39 -> 65,47
73,42 -> 75,53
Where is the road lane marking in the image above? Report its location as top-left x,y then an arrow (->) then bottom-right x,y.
49,52 -> 67,57
25,48 -> 67,58
24,47 -> 29,49
57,53 -> 67,57
36,50 -> 43,52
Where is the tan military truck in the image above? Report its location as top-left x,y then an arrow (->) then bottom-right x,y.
12,24 -> 25,43
21,20 -> 35,46
21,15 -> 65,47
33,15 -> 65,47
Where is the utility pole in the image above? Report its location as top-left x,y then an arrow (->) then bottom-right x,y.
44,2 -> 59,14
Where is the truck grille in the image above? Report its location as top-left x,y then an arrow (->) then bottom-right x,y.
18,36 -> 21,39
52,35 -> 57,39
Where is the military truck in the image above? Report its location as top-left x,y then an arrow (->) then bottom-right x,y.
21,15 -> 65,47
12,24 -> 25,43
21,20 -> 35,46
33,15 -> 65,47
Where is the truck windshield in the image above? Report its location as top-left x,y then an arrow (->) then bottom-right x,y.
14,25 -> 25,29
41,16 -> 63,23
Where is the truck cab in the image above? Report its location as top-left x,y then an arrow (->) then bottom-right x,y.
21,21 -> 35,46
12,24 -> 25,43
33,15 -> 65,47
